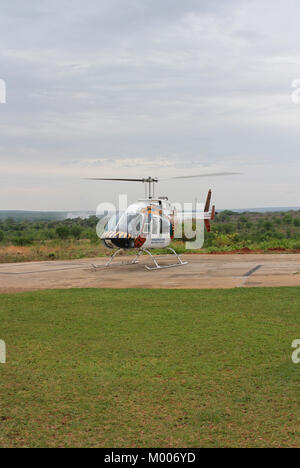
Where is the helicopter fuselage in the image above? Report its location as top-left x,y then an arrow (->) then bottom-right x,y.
101,198 -> 176,251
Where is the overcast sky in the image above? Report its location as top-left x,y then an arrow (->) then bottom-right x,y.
0,0 -> 300,211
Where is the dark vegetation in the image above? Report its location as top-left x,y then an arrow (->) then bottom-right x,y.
0,216 -> 99,246
0,210 -> 300,262
0,210 -> 94,221
202,209 -> 300,251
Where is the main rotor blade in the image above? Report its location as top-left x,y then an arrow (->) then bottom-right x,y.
84,178 -> 146,182
161,172 -> 242,181
84,172 -> 242,183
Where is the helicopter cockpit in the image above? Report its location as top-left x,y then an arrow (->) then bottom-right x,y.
101,208 -> 145,249
101,203 -> 171,249
104,211 -> 141,234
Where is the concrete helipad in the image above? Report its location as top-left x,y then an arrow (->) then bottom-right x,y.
0,254 -> 300,293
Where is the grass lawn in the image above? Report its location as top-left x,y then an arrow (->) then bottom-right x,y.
0,287 -> 300,448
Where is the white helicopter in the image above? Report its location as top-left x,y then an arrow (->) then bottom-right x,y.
87,173 -> 237,270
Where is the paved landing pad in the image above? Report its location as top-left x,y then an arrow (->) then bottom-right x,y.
0,254 -> 300,293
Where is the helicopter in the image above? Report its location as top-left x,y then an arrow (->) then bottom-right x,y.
86,173 -> 238,270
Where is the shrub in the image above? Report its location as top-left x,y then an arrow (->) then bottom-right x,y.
213,233 -> 239,248
13,237 -> 33,246
56,227 -> 70,240
294,218 -> 300,227
87,230 -> 99,243
283,215 -> 293,225
70,226 -> 82,240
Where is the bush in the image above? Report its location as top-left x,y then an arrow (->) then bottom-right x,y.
222,224 -> 235,234
56,227 -> 70,240
87,231 -> 99,243
13,237 -> 33,246
294,218 -> 300,227
283,215 -> 293,225
213,233 -> 239,248
70,226 -> 82,240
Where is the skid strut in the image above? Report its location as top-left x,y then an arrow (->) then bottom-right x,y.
144,248 -> 188,271
91,249 -> 142,269
103,249 -> 142,268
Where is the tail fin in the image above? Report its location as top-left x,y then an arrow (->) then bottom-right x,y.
204,191 -> 214,232
204,190 -> 212,212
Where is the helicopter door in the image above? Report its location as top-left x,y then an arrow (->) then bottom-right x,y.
142,215 -> 150,236
151,216 -> 160,238
152,215 -> 165,246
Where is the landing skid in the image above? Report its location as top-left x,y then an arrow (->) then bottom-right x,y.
96,247 -> 187,271
144,248 -> 188,271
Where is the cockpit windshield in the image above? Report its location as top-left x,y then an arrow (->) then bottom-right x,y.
104,211 -> 143,236
104,212 -> 122,232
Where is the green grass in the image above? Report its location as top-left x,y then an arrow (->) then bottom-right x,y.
0,288 -> 300,448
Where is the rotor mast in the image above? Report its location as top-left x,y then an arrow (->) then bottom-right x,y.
143,177 -> 158,199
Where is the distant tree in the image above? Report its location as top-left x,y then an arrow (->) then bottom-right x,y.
264,221 -> 273,231
44,229 -> 55,240
87,230 -> 99,243
70,226 -> 82,240
0,230 -> 4,242
13,237 -> 32,246
222,223 -> 234,234
257,219 -> 264,229
294,218 -> 300,227
56,226 -> 70,240
283,215 -> 292,225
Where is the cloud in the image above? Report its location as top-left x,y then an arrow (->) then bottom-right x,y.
0,0 -> 300,209
62,157 -> 174,168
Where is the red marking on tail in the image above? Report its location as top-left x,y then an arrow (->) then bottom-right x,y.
211,205 -> 215,220
204,220 -> 211,232
204,190 -> 212,212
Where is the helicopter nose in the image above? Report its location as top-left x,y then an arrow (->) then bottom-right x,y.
101,231 -> 133,240
101,231 -> 136,249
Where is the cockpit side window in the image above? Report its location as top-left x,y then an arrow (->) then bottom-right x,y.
135,215 -> 143,233
151,216 -> 160,236
161,217 -> 170,234
143,222 -> 150,234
